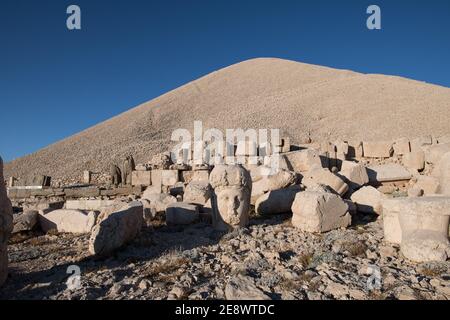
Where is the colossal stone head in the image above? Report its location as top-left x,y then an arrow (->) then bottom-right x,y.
209,164 -> 252,231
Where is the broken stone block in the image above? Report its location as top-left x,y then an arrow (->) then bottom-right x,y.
65,199 -> 116,211
410,136 -> 433,153
291,191 -> 351,233
141,192 -> 177,213
12,211 -> 38,233
282,149 -> 322,173
38,209 -> 98,234
424,143 -> 450,165
414,176 -> 440,195
89,201 -> 143,256
334,140 -> 349,160
192,170 -> 209,182
363,141 -> 393,158
131,170 -> 152,187
350,186 -> 384,215
403,151 -> 425,172
396,197 -> 450,262
339,161 -> 369,190
165,202 -> 200,225
0,157 -> 13,287
161,170 -> 179,186
184,181 -> 212,205
302,166 -> 348,196
433,152 -> 450,195
393,138 -> 411,155
367,164 -> 412,183
254,186 -> 300,215
281,137 -> 291,153
251,168 -> 296,204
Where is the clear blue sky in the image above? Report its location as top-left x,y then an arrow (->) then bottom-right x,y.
1,0 -> 449,162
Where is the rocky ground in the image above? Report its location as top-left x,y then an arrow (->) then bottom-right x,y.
1,211 -> 449,300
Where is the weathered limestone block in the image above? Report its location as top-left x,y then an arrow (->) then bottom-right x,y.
410,136 -> 433,153
38,209 -> 98,233
424,143 -> 450,165
433,152 -> 450,195
65,199 -> 115,211
403,151 -> 425,172
209,165 -> 252,231
254,186 -> 301,215
282,149 -> 322,173
396,197 -> 450,262
166,203 -> 200,225
393,138 -> 411,155
141,192 -> 177,213
363,141 -> 393,158
382,197 -> 450,246
302,166 -> 348,196
64,187 -> 100,198
131,170 -> 152,187
161,170 -> 179,186
291,191 -> 351,233
350,186 -> 384,215
89,201 -> 143,256
13,211 -> 38,233
184,181 -> 212,205
251,168 -> 296,203
0,157 -> 13,286
414,176 -> 440,195
339,161 -> 369,189
334,140 -> 349,160
367,164 -> 412,183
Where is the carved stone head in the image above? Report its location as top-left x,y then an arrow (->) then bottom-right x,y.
209,164 -> 252,231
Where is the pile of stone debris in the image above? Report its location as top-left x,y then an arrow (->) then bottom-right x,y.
1,134 -> 450,289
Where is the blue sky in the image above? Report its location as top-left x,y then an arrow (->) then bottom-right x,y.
1,0 -> 449,162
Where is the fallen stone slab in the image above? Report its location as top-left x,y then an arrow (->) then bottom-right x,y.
65,199 -> 116,211
166,202 -> 200,225
302,167 -> 348,196
367,164 -> 412,183
363,141 -> 393,158
38,209 -> 98,234
161,170 -> 180,186
23,201 -> 64,212
291,190 -> 351,233
100,186 -> 143,197
225,275 -> 271,300
89,201 -> 144,256
251,168 -> 296,204
12,211 -> 38,233
0,157 -> 13,287
255,186 -> 301,215
350,186 -> 384,215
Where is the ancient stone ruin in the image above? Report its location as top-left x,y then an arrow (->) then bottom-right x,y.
2,134 -> 450,299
